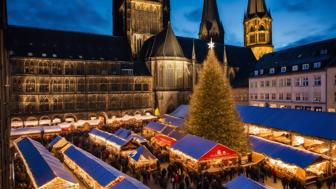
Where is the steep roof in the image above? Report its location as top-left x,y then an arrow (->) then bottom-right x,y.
149,23 -> 184,58
199,0 -> 224,42
245,0 -> 271,19
6,26 -> 133,61
252,38 -> 336,77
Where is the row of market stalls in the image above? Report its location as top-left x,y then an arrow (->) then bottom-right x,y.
57,141 -> 150,189
89,128 -> 158,170
14,137 -> 79,189
11,126 -> 62,140
11,113 -> 156,129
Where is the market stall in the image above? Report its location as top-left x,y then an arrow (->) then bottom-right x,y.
128,146 -> 158,171
14,137 -> 79,189
48,136 -> 69,152
114,128 -> 147,144
170,134 -> 239,172
60,143 -> 149,189
89,128 -> 138,154
249,136 -> 328,181
143,121 -> 166,137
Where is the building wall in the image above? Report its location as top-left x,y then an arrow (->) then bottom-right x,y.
327,67 -> 336,112
249,71 -> 327,111
232,88 -> 249,105
9,57 -> 154,123
113,0 -> 164,56
148,57 -> 192,113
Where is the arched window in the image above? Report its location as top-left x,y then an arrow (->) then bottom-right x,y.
259,25 -> 266,31
250,26 -> 255,32
52,63 -> 62,75
65,79 -> 75,92
24,60 -> 35,74
65,63 -> 75,75
39,79 -> 49,92
13,78 -> 23,93
39,62 -> 49,74
39,96 -> 49,112
25,96 -> 37,113
53,96 -> 63,111
52,79 -> 62,92
77,79 -> 85,92
26,79 -> 36,92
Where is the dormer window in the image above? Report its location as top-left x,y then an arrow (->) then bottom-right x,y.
320,49 -> 328,55
260,69 -> 264,75
269,68 -> 275,74
281,67 -> 287,73
52,54 -> 57,58
297,54 -> 302,58
28,52 -> 33,56
313,62 -> 321,69
254,70 -> 259,76
302,64 -> 310,70
42,53 -> 47,57
292,65 -> 298,71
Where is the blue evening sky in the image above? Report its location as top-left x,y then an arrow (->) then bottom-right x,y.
6,0 -> 336,49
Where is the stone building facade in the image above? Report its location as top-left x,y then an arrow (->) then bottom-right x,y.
249,39 -> 336,112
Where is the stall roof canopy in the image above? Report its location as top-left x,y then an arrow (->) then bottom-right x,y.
145,121 -> 166,132
237,105 -> 336,141
169,105 -> 189,119
16,137 -> 77,188
224,176 -> 273,189
171,134 -> 218,160
47,135 -> 63,148
168,130 -> 186,141
163,115 -> 185,127
250,136 -> 322,169
129,146 -> 156,161
111,178 -> 149,189
115,128 -> 132,139
90,128 -> 128,146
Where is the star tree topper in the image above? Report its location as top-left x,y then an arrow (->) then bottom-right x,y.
208,38 -> 215,49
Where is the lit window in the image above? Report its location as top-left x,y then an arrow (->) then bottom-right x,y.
303,77 -> 309,86
260,69 -> 264,75
269,68 -> 275,74
313,62 -> 321,69
281,67 -> 287,73
42,53 -> 47,57
302,64 -> 309,70
297,54 -> 302,58
254,70 -> 259,76
286,78 -> 291,87
314,76 -> 321,86
292,65 -> 298,71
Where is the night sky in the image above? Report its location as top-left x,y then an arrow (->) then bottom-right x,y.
6,0 -> 336,50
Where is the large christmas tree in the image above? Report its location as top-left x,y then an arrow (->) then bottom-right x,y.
186,47 -> 249,154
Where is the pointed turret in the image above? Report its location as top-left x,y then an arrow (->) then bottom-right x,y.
245,0 -> 271,19
150,23 -> 184,58
199,0 -> 224,43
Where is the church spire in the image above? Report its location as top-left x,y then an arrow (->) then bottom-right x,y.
245,0 -> 271,19
199,0 -> 224,43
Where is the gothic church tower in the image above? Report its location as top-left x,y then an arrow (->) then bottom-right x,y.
199,0 -> 224,43
244,0 -> 273,60
113,0 -> 170,57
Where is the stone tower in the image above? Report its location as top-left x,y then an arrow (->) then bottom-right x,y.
0,0 -> 10,188
199,0 -> 224,43
244,0 -> 273,60
113,0 -> 170,57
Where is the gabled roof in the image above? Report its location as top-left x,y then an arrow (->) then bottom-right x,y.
129,146 -> 156,161
250,136 -> 322,169
225,176 -> 273,189
15,137 -> 77,188
90,128 -> 128,146
6,26 -> 133,61
252,38 -> 336,77
163,115 -> 185,127
171,134 -> 217,160
149,23 -> 184,58
237,105 -> 336,141
115,128 -> 132,139
169,104 -> 189,119
145,121 -> 166,132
